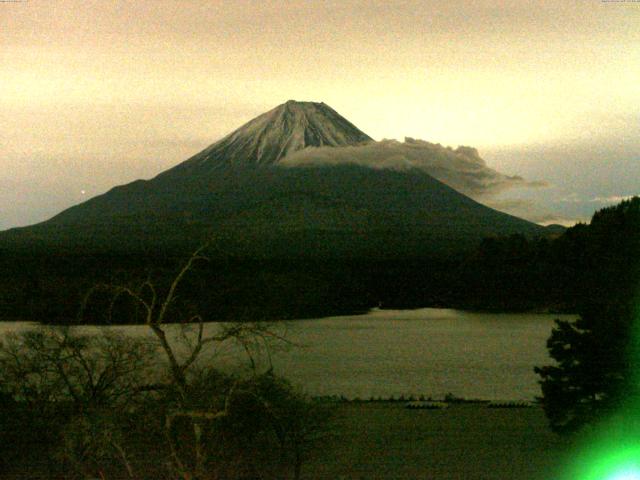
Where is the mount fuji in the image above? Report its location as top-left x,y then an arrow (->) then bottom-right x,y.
0,100 -> 544,258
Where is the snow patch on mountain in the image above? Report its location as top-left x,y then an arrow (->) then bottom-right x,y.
163,100 -> 372,174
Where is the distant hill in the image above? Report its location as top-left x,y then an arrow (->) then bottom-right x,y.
543,224 -> 568,236
0,100 -> 544,258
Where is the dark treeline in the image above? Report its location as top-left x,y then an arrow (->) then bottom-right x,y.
1,198 -> 638,323
0,251 -> 455,323
458,198 -> 640,312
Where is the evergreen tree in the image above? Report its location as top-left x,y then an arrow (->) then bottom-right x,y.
535,197 -> 640,433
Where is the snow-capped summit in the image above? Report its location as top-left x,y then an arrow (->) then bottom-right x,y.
162,100 -> 372,176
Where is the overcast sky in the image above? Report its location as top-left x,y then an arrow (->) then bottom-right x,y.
1,0 -> 639,229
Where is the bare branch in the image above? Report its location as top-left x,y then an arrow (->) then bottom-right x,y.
149,324 -> 186,391
110,438 -> 135,479
180,320 -> 205,374
164,415 -> 188,479
156,242 -> 210,326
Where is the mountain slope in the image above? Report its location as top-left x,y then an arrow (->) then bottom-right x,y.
1,165 -> 543,257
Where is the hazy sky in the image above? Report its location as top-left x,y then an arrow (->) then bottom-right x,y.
1,0 -> 639,229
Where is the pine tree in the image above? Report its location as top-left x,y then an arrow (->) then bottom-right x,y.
535,198 -> 640,433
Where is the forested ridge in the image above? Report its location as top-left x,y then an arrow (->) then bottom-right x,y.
0,198 -> 637,324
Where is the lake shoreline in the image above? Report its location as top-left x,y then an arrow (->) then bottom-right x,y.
1,308 -> 570,402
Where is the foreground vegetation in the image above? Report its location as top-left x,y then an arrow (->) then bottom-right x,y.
0,388 -> 572,480
0,250 -> 330,479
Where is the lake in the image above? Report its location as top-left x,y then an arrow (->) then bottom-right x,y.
0,308 -> 574,401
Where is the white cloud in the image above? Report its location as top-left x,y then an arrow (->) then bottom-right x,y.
484,199 -> 583,227
590,195 -> 636,204
280,138 -> 547,198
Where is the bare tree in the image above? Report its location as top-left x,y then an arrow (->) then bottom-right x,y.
80,245 -> 297,479
0,326 -> 158,478
0,326 -> 157,412
1,245 -> 329,479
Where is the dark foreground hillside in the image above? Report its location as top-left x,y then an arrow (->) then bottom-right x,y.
0,402 -> 571,480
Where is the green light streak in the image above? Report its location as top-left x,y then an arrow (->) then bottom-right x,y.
609,471 -> 640,480
559,434 -> 640,480
559,301 -> 640,480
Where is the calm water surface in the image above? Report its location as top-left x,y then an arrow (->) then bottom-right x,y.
0,308 -> 574,401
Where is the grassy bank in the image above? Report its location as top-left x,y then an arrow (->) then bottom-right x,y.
306,402 -> 571,480
0,401 -> 574,479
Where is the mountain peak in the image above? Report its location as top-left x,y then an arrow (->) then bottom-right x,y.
273,99 -> 334,119
161,101 -> 372,175
283,99 -> 324,107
